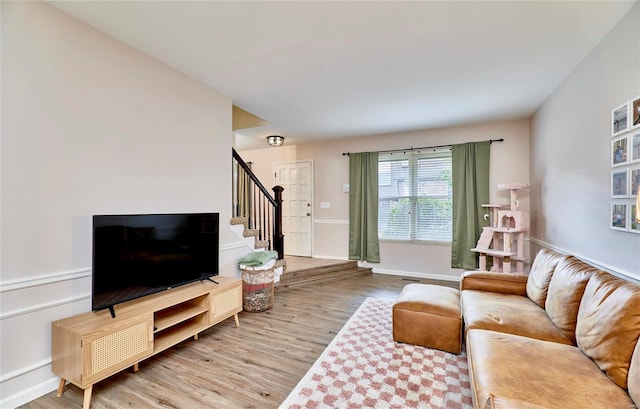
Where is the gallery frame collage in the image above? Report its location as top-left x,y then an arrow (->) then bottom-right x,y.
611,95 -> 640,233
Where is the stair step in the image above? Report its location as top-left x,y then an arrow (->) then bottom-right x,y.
230,216 -> 247,225
284,260 -> 357,276
276,266 -> 372,289
254,240 -> 270,249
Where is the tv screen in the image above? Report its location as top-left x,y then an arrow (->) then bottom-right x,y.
92,213 -> 219,313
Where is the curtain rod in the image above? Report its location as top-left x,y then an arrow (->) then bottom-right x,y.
341,138 -> 504,156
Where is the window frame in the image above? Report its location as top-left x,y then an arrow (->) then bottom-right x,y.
377,149 -> 453,245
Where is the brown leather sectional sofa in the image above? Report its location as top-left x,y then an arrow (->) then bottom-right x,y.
460,249 -> 640,409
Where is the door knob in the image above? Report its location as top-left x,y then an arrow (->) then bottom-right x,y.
306,212 -> 311,216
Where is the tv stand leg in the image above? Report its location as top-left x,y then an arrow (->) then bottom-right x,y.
83,385 -> 93,409
55,373 -> 93,409
234,313 -> 240,328
56,377 -> 66,397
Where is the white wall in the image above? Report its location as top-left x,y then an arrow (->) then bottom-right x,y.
530,2 -> 640,281
240,118 -> 530,281
0,2 -> 244,407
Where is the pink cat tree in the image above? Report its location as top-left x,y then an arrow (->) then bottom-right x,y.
471,183 -> 530,273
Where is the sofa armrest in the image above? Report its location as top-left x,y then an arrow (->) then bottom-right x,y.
485,394 -> 551,409
461,271 -> 528,296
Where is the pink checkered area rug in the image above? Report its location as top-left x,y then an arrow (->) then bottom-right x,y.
279,297 -> 473,409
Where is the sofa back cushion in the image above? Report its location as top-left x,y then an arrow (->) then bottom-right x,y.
576,271 -> 640,389
545,257 -> 599,344
526,249 -> 566,308
629,340 -> 640,408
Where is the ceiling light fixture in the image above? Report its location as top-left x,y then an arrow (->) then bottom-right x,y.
266,135 -> 285,147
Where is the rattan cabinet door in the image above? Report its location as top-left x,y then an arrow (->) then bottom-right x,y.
81,314 -> 153,386
211,282 -> 242,324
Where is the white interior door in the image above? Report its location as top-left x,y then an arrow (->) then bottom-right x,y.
274,161 -> 313,257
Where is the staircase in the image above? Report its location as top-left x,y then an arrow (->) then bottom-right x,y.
232,149 -> 370,287
276,258 -> 372,289
230,216 -> 270,249
232,148 -> 284,259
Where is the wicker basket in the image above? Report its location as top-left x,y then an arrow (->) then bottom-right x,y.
241,267 -> 275,312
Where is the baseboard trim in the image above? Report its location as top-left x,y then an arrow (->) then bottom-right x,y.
312,255 -> 349,261
530,237 -> 639,284
1,373 -> 59,409
371,267 -> 460,283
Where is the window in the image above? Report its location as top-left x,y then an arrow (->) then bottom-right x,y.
378,151 -> 452,242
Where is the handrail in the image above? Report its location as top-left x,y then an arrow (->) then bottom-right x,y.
232,148 -> 284,259
232,149 -> 277,207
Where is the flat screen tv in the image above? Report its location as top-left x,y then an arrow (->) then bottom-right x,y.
92,213 -> 219,316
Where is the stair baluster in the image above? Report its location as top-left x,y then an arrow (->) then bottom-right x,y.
232,148 -> 284,259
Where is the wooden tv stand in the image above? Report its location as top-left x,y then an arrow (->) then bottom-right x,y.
51,276 -> 242,409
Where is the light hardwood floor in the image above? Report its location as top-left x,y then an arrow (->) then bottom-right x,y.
21,273 -> 458,409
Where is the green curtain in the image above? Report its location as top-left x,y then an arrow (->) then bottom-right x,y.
349,152 -> 380,262
451,141 -> 490,269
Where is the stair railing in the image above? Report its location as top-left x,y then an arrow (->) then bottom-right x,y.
232,148 -> 284,259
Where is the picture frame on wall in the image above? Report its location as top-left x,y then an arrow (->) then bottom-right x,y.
611,134 -> 629,167
630,202 -> 640,234
612,102 -> 629,136
630,131 -> 640,163
631,95 -> 640,129
631,167 -> 640,197
612,169 -> 629,198
610,202 -> 628,231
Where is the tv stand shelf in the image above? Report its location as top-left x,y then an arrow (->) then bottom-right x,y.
154,297 -> 209,332
52,276 -> 242,409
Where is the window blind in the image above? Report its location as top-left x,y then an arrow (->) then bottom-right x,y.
378,151 -> 452,242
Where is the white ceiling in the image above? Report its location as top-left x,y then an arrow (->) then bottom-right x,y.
48,1 -> 636,150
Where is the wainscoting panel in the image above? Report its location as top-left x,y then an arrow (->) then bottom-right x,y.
530,237 -> 639,284
0,276 -> 90,408
0,243 -> 248,408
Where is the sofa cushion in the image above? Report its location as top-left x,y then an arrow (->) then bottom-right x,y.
545,256 -> 599,344
526,249 -> 567,308
467,329 -> 636,409
629,339 -> 640,408
576,271 -> 640,389
461,271 -> 528,295
462,290 -> 572,345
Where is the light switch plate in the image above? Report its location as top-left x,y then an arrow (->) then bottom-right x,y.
320,202 -> 330,209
